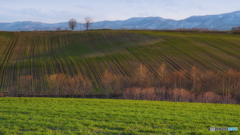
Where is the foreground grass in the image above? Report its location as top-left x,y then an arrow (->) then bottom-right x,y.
0,98 -> 239,134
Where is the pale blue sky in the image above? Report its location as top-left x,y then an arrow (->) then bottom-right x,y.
0,0 -> 240,23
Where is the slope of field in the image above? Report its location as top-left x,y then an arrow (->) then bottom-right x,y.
0,30 -> 240,94
0,98 -> 239,134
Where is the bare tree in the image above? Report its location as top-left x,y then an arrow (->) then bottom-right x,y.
84,17 -> 93,30
68,19 -> 77,31
56,27 -> 61,31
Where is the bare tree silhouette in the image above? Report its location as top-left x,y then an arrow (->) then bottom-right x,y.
84,17 -> 93,30
68,19 -> 77,31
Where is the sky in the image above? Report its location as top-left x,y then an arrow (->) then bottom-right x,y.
0,0 -> 240,23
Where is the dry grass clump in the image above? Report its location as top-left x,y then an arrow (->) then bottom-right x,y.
45,73 -> 92,97
123,87 -> 156,100
167,89 -> 194,102
101,70 -> 121,98
196,92 -> 222,103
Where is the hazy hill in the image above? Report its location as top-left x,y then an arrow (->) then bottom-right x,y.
0,11 -> 240,31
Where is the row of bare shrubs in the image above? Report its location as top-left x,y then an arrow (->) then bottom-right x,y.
6,73 -> 92,97
2,63 -> 240,104
103,64 -> 240,104
122,87 -> 237,104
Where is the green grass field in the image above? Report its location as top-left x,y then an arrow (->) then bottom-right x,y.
0,30 -> 240,94
0,98 -> 239,134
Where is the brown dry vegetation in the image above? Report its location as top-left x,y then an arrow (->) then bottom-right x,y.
4,64 -> 240,104
45,73 -> 92,97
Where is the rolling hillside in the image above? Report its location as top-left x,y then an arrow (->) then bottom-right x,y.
0,30 -> 240,97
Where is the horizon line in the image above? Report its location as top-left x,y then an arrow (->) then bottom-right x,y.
0,10 -> 239,24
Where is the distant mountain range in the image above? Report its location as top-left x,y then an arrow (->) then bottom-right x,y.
1,11 -> 240,31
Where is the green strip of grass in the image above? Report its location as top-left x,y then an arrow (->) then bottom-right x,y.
0,98 -> 239,134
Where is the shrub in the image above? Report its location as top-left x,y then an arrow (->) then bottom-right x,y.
123,87 -> 156,100
167,89 -> 194,102
155,87 -> 166,101
222,92 -> 237,104
123,87 -> 141,100
141,87 -> 156,100
197,91 -> 221,103
199,71 -> 218,92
